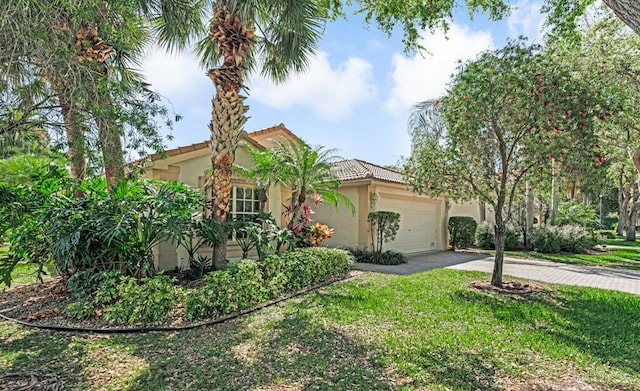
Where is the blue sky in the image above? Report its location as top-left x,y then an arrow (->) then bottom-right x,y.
140,1 -> 544,167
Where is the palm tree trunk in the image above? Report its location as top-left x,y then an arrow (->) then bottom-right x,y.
207,2 -> 254,269
57,91 -> 86,197
95,96 -> 125,191
209,88 -> 248,269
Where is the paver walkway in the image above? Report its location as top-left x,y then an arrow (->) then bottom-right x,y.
354,251 -> 640,295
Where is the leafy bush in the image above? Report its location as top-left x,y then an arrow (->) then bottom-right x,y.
504,225 -> 521,251
66,274 -> 180,325
367,211 -> 401,252
557,201 -> 597,227
557,225 -> 598,253
349,248 -> 407,265
530,227 -> 562,253
475,222 -> 494,249
448,216 -> 477,250
185,248 -> 350,320
598,230 -> 617,239
298,222 -> 334,248
531,225 -> 596,254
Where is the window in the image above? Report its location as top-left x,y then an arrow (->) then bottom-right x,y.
228,186 -> 263,241
230,186 -> 262,221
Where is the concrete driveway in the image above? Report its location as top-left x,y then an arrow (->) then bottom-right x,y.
354,251 -> 640,295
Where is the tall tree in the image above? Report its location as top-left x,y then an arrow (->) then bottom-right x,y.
192,1 -> 325,269
403,42 -> 604,287
0,0 -> 201,190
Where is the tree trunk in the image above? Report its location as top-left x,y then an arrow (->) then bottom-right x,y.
491,212 -> 505,288
618,175 -> 628,236
209,88 -> 248,270
525,179 -> 534,248
603,0 -> 640,36
57,91 -> 86,198
550,160 -> 559,225
626,201 -> 639,241
207,3 -> 255,270
96,102 -> 125,191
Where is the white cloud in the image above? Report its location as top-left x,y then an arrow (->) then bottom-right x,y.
384,24 -> 494,114
507,1 -> 545,41
141,49 -> 207,100
249,52 -> 376,121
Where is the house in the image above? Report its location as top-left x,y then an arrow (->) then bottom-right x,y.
314,159 -> 449,253
143,124 -> 485,270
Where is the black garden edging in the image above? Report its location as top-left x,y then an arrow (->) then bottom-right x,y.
0,274 -> 356,334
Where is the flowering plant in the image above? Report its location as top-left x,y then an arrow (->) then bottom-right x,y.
298,222 -> 334,247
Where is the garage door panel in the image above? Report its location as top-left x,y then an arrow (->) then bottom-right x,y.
376,196 -> 439,253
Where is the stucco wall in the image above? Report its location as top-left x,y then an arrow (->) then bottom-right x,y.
449,200 -> 496,225
314,186 -> 362,249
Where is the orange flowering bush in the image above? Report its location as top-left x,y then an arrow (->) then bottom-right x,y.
298,222 -> 334,247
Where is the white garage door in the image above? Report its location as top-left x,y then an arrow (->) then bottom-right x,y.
376,196 -> 439,253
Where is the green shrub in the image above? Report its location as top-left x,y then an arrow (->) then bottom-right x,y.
185,248 -> 350,320
530,225 -> 595,254
557,201 -> 598,226
368,211 -> 401,252
557,225 -> 597,253
258,255 -> 290,299
90,274 -> 179,326
448,216 -> 477,250
531,226 -> 562,253
475,222 -> 494,249
227,260 -> 266,309
598,230 -> 617,239
504,226 -> 521,251
349,248 -> 407,265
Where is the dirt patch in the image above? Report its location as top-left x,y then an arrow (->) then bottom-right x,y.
470,280 -> 546,296
499,374 -> 610,391
0,372 -> 64,391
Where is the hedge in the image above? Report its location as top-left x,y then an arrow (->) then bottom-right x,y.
185,247 -> 351,320
349,248 -> 407,265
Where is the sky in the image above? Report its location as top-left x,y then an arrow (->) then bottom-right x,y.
140,1 -> 545,167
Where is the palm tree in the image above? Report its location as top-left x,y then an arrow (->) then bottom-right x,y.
193,0 -> 326,269
243,138 -> 355,230
1,1 -> 204,192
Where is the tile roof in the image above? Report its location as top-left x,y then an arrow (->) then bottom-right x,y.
246,123 -> 299,140
331,159 -> 404,184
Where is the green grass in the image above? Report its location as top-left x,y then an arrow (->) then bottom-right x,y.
2,269 -> 639,390
475,247 -> 640,270
601,238 -> 640,248
0,246 -> 58,289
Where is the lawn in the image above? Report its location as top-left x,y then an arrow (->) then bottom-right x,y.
601,238 -> 640,248
2,269 -> 639,390
0,246 -> 57,289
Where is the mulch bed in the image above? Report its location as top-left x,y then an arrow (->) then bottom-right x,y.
1,272 -> 364,331
0,372 -> 64,391
470,280 -> 546,296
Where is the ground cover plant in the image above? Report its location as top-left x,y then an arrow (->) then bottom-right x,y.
1,269 -> 639,390
4,247 -> 351,328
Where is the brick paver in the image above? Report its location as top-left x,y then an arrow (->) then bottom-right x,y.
447,256 -> 640,295
354,251 -> 640,295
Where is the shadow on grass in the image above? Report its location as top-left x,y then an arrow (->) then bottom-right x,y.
0,322 -> 89,388
124,305 -> 399,390
456,286 -> 640,375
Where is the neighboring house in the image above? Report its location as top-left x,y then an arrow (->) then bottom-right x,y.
143,123 -> 484,270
